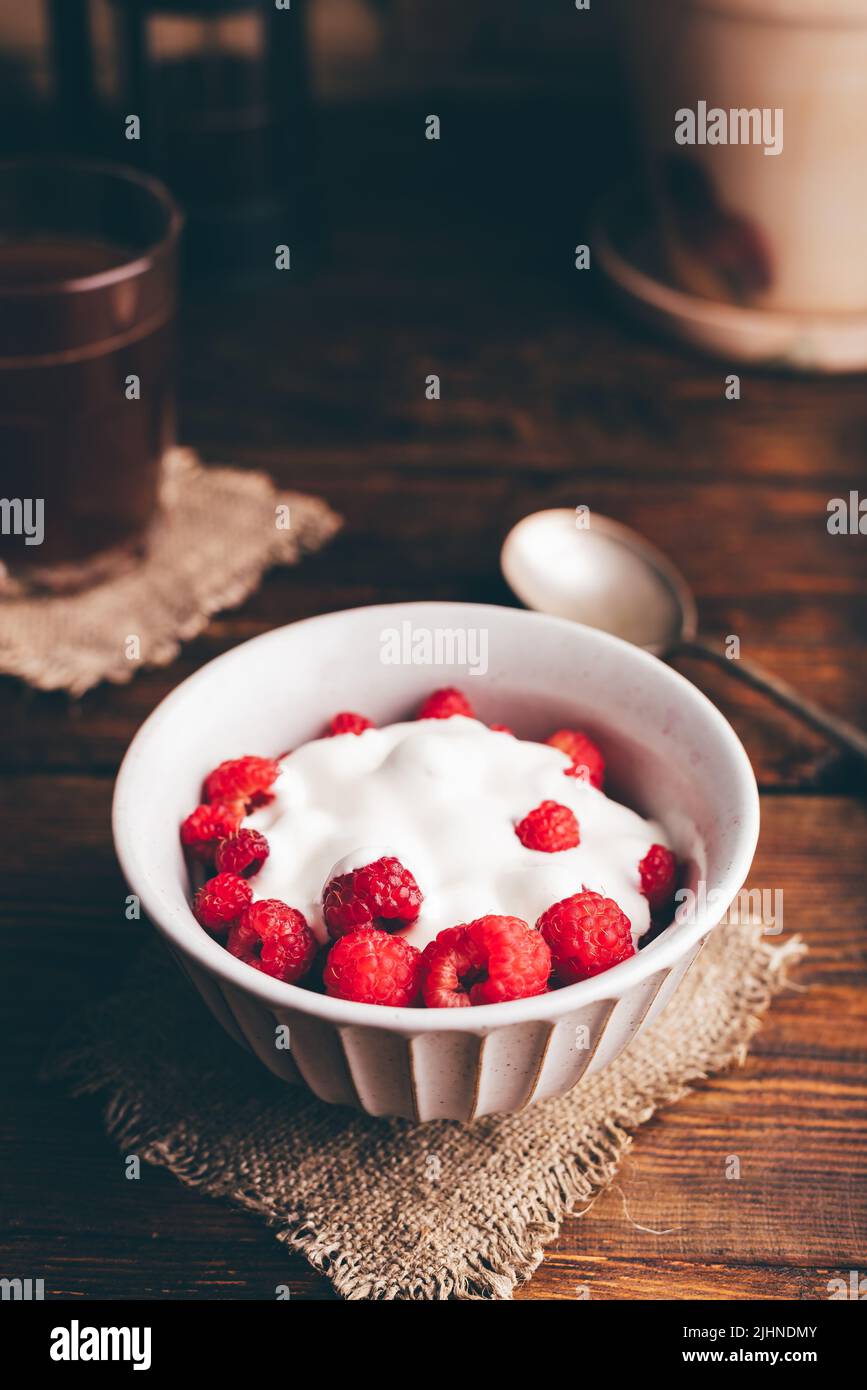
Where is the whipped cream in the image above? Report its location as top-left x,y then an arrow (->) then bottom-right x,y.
248,716 -> 667,951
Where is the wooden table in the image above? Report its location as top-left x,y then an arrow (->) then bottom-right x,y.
2,100 -> 866,1300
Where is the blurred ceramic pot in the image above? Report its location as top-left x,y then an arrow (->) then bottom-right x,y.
614,0 -> 867,312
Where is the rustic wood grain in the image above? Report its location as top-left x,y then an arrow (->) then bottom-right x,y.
1,97 -> 865,1300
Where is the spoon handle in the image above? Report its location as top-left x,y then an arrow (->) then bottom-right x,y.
677,635 -> 867,765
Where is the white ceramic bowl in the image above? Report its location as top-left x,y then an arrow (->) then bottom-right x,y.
113,602 -> 759,1121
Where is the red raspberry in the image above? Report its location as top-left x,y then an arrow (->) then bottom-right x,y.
489,723 -> 514,735
639,843 -> 678,912
203,755 -> 280,814
546,729 -> 605,789
416,687 -> 475,720
180,802 -> 241,862
192,872 -> 253,933
227,899 -> 316,984
215,828 -> 270,878
328,711 -> 375,736
324,928 -> 423,1006
421,915 -> 551,1008
323,855 -> 423,939
537,889 -> 634,984
419,925 -> 475,1009
515,800 -> 580,852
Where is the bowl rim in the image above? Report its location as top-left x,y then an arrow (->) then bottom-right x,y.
112,601 -> 760,1033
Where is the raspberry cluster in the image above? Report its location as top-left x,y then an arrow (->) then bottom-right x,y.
180,755 -> 313,983
177,690 -> 680,1005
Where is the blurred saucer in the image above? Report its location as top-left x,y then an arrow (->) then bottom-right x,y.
594,184 -> 867,374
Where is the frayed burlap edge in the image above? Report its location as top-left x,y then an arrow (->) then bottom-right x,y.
45,927 -> 806,1300
0,449 -> 342,695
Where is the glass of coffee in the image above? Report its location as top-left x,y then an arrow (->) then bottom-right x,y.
0,159 -> 182,592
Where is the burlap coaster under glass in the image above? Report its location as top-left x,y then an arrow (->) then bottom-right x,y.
0,449 -> 341,696
47,923 -> 804,1300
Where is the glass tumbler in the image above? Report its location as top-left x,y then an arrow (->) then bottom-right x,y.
0,158 -> 181,591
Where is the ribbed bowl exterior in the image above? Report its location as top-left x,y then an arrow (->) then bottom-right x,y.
170,940 -> 704,1121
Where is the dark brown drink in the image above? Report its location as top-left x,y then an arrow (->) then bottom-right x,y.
0,162 -> 181,590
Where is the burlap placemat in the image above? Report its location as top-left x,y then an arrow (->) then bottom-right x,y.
0,449 -> 341,696
46,923 -> 804,1300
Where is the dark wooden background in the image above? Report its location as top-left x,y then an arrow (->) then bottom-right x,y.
2,95 -> 866,1300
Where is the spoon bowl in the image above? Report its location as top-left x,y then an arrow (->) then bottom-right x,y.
501,508 -> 867,766
501,509 -> 697,655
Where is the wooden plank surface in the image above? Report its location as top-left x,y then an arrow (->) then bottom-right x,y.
1,98 -> 865,1300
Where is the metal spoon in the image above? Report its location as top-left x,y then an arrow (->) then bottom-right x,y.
501,508 -> 867,764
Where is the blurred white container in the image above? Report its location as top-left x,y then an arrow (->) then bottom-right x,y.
615,0 -> 867,312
